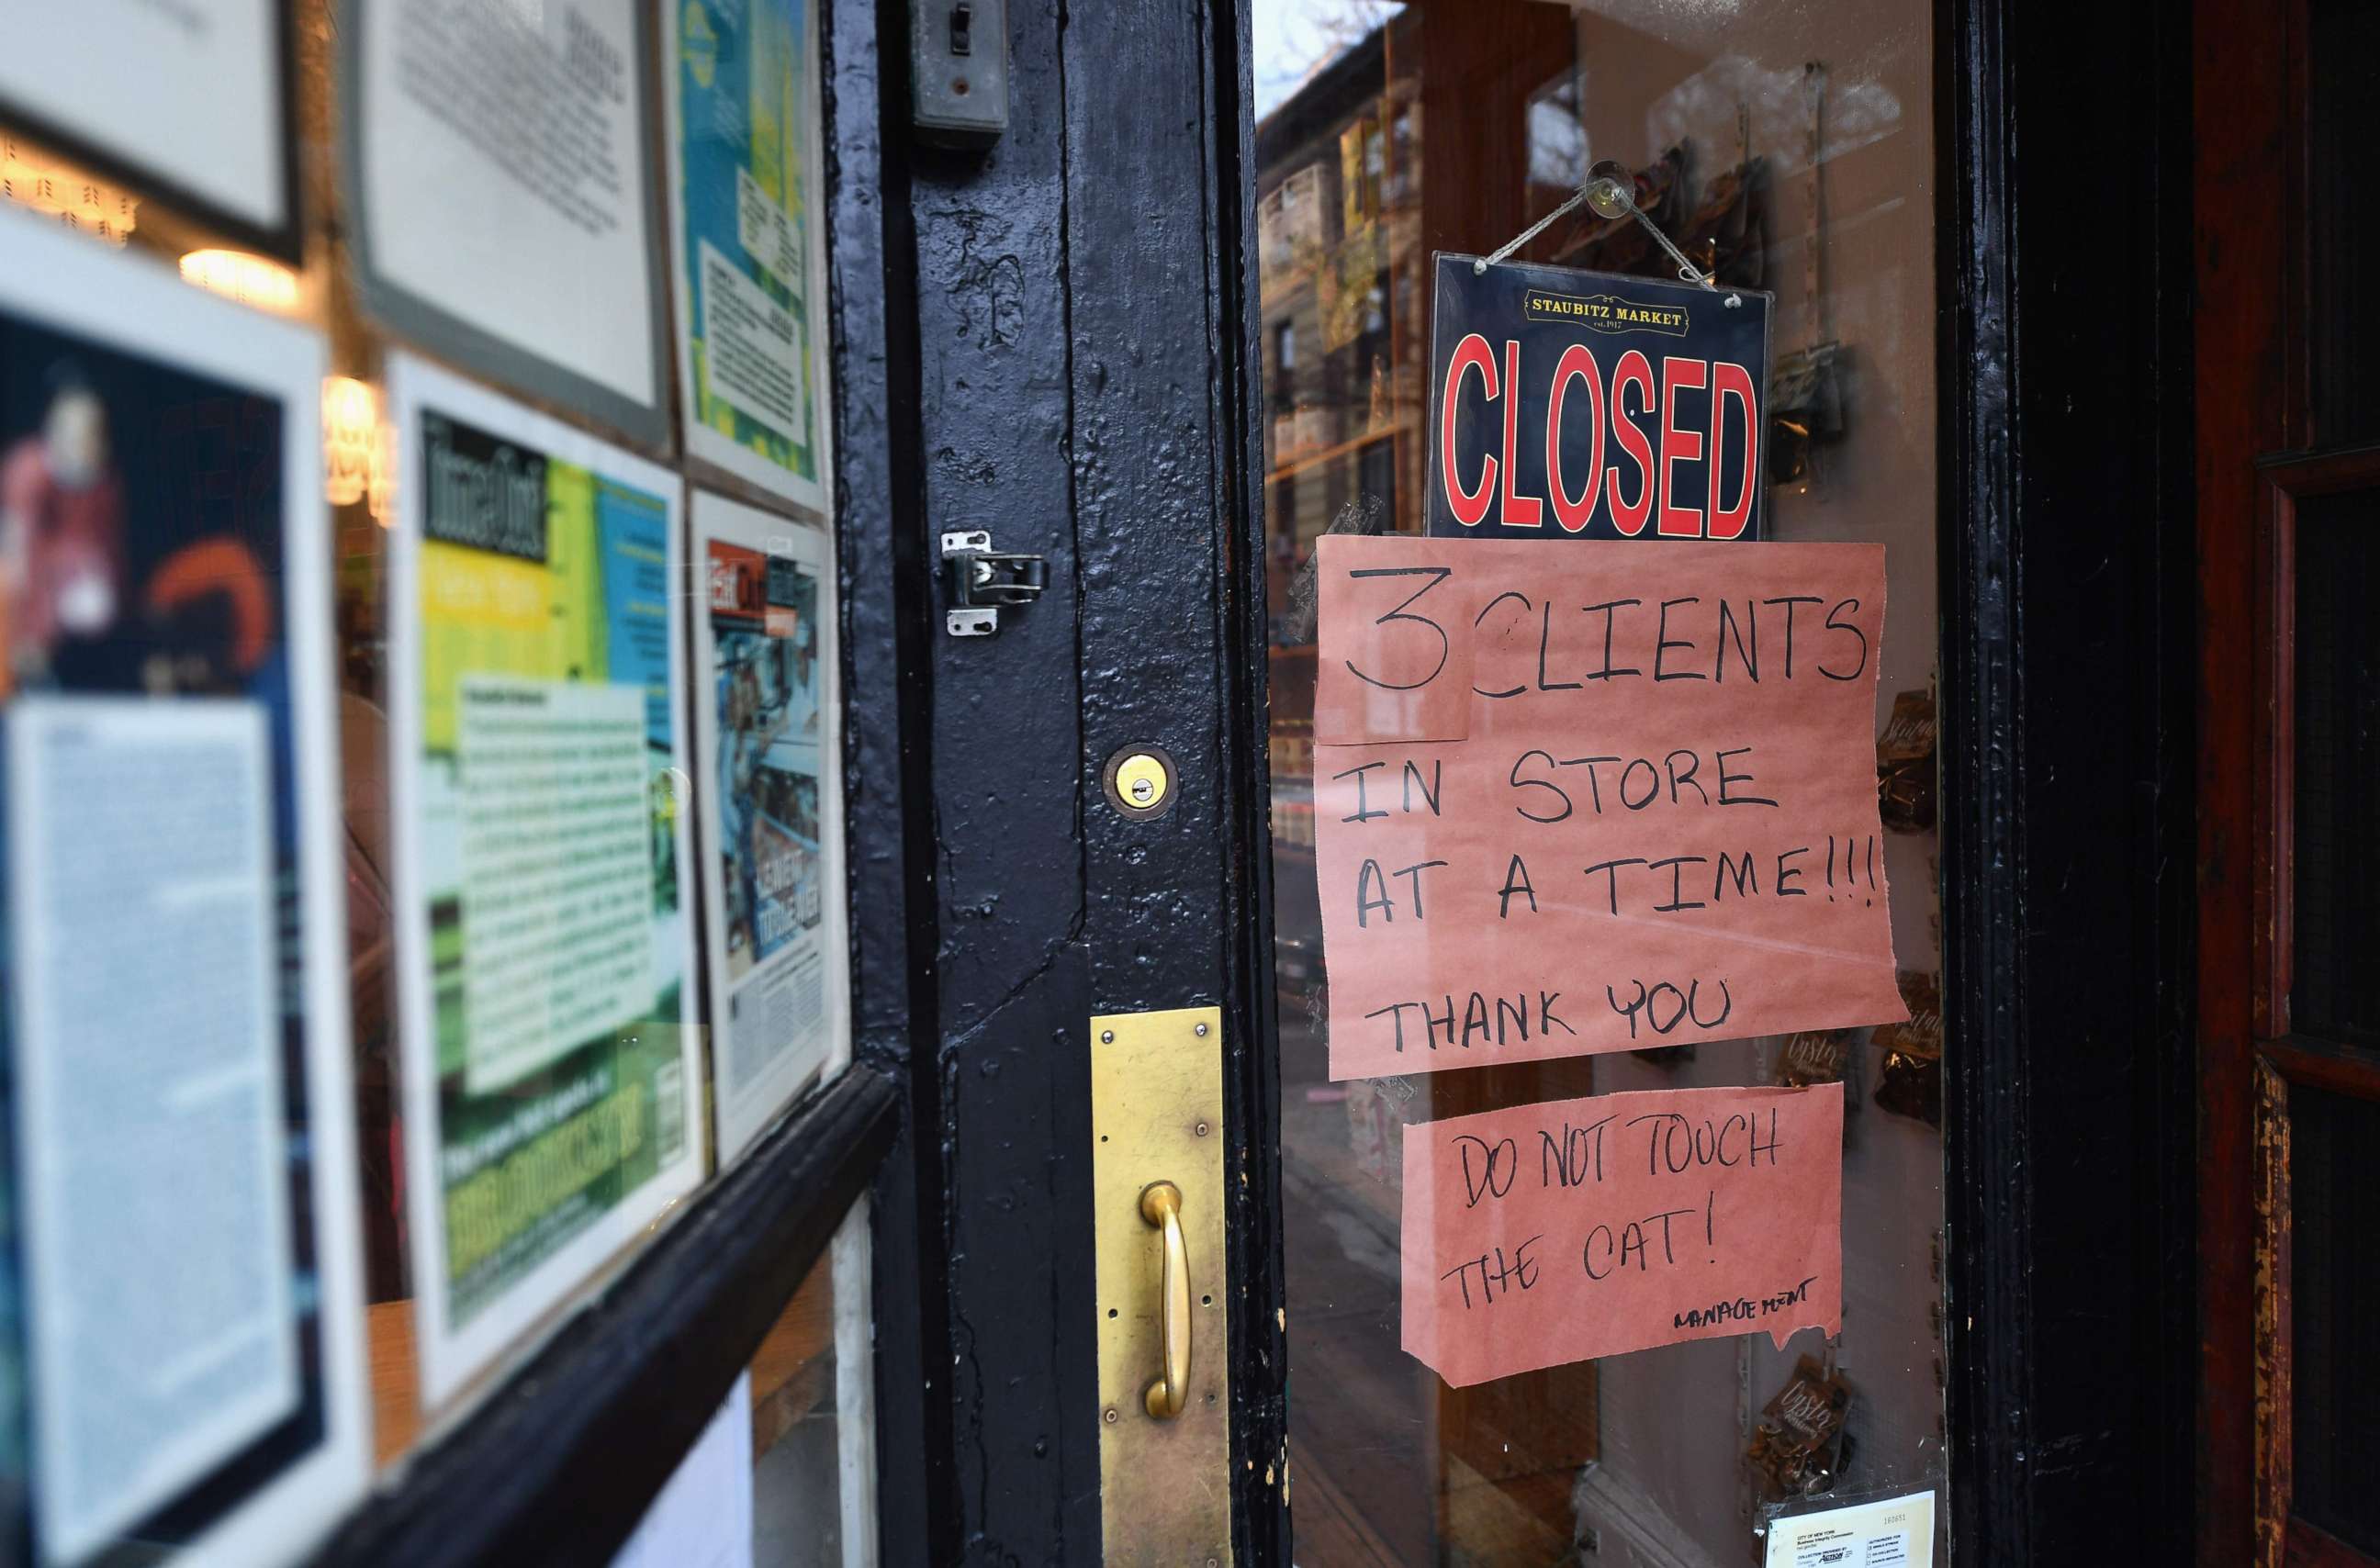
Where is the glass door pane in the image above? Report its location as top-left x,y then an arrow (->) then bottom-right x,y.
1255,2 -> 1945,1559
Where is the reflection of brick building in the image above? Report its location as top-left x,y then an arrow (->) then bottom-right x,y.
1256,9 -> 1608,1560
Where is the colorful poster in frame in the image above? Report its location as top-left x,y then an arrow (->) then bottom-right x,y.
662,0 -> 833,509
386,353 -> 702,1404
342,0 -> 670,448
0,0 -> 296,254
690,490 -> 846,1165
0,208 -> 369,1566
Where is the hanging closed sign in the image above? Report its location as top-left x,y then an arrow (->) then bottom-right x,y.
1427,254 -> 1772,541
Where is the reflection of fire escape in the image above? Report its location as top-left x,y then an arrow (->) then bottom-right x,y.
1255,19 -> 1425,548
1254,20 -> 1425,876
1257,17 -> 1616,1565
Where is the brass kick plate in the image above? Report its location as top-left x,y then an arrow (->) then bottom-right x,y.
1093,1006 -> 1232,1566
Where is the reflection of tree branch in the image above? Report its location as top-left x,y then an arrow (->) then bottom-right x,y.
1260,0 -> 1403,112
1303,0 -> 1397,52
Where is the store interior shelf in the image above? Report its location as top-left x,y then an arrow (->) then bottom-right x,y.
1267,423 -> 1399,485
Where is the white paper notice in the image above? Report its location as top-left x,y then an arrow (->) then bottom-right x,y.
699,240 -> 805,443
359,0 -> 657,406
6,699 -> 300,1565
612,1373 -> 754,1568
457,677 -> 655,1093
1764,1489 -> 1935,1568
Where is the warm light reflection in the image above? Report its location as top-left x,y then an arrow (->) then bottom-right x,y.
179,249 -> 300,312
322,377 -> 376,506
0,138 -> 137,245
368,422 -> 396,526
321,375 -> 396,524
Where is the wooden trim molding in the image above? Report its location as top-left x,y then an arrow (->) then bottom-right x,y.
1943,0 -> 2197,1558
2256,1059 -> 2293,1568
309,1069 -> 900,1568
2196,0 -> 2296,1556
2249,444 -> 2380,1039
2288,1516 -> 2380,1568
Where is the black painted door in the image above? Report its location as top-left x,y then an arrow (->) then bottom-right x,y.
857,1 -> 1288,1562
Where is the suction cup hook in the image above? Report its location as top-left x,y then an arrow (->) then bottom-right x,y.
1583,159 -> 1635,221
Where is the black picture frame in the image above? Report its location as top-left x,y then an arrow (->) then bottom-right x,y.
336,0 -> 676,454
0,0 -> 304,263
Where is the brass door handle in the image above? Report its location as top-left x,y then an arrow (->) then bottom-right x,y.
1140,1181 -> 1190,1418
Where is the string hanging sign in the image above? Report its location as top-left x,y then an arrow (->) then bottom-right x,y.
1430,164 -> 1774,543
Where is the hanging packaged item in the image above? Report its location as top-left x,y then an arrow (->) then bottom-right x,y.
1768,340 -> 1847,486
1748,1355 -> 1854,1503
1631,1043 -> 1697,1068
1871,969 -> 1944,1127
1776,1028 -> 1855,1089
1675,157 -> 1770,292
1876,688 -> 1939,833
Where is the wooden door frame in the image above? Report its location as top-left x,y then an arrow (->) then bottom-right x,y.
2195,0 -> 2380,1553
2195,0 -> 2304,1562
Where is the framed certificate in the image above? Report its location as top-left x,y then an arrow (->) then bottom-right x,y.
342,0 -> 671,448
0,0 -> 298,255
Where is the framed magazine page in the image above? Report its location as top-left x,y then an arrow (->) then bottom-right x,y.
0,209 -> 369,1566
689,489 -> 847,1166
661,0 -> 833,508
384,353 -> 702,1404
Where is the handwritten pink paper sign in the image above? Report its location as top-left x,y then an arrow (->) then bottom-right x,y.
1314,534 -> 1904,1081
1402,1083 -> 1844,1385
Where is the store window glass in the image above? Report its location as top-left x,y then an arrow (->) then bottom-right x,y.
0,0 -> 855,1558
614,1200 -> 878,1568
1255,1 -> 1944,1559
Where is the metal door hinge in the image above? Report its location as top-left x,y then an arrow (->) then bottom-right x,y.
941,529 -> 1046,637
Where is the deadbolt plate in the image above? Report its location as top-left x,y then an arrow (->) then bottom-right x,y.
1092,1006 -> 1231,1565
